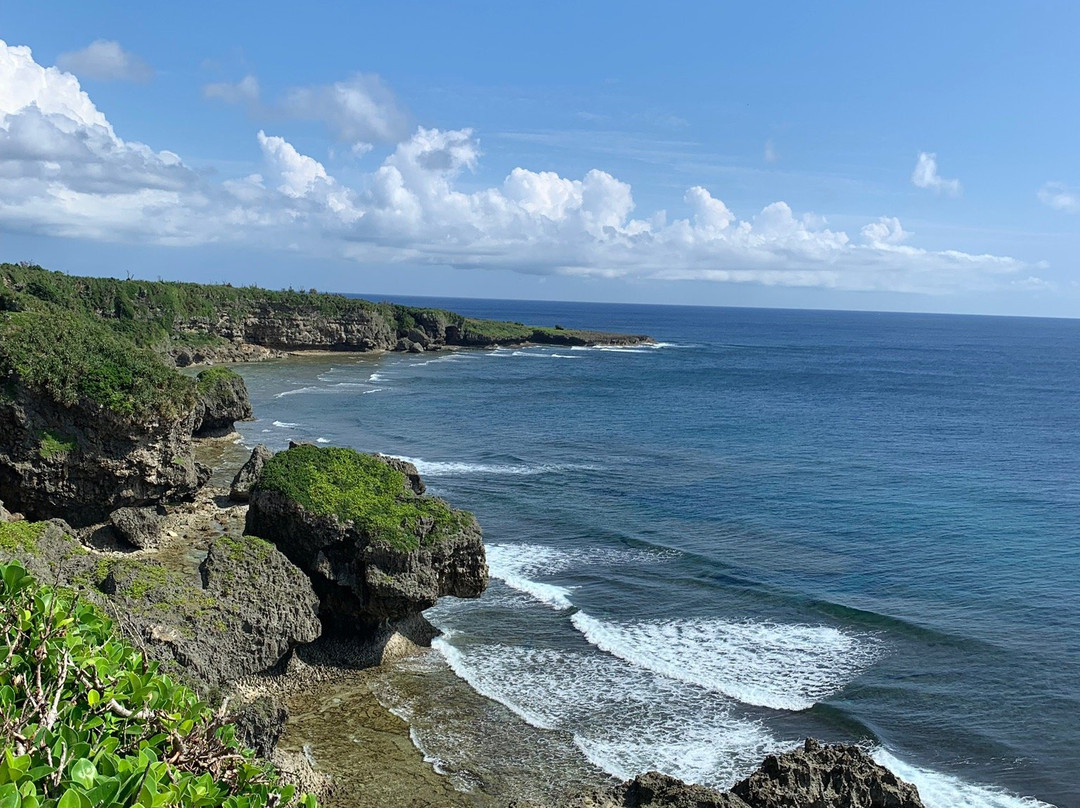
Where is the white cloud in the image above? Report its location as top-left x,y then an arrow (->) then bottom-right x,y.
203,75 -> 260,106
1037,182 -> 1079,214
55,39 -> 152,82
861,216 -> 909,246
0,40 -> 1040,295
912,151 -> 961,195
764,139 -> 778,163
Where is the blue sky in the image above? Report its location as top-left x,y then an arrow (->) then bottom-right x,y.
0,1 -> 1077,315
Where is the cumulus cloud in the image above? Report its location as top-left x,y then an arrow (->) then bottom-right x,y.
0,40 -> 1039,295
56,39 -> 152,82
912,151 -> 962,195
1037,182 -> 1079,214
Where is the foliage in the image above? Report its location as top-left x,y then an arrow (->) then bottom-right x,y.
37,431 -> 77,461
195,367 -> 242,396
254,445 -> 470,551
0,560 -> 317,808
0,309 -> 196,421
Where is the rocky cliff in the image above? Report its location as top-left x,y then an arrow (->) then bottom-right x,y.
245,444 -> 488,635
0,382 -> 208,526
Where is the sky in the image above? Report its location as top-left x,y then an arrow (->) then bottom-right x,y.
0,1 -> 1077,315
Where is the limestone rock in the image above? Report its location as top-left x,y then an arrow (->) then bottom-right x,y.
730,739 -> 924,808
0,384 -> 207,526
96,533 -> 321,691
110,505 -> 163,549
192,367 -> 253,436
230,444 -> 272,502
621,772 -> 750,807
373,453 -> 426,495
231,696 -> 289,759
245,445 -> 487,635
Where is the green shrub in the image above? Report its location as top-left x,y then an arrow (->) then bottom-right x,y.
37,430 -> 77,460
196,367 -> 241,395
0,309 -> 196,421
0,560 -> 317,808
254,445 -> 470,551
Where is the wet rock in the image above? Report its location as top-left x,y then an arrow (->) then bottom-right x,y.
109,505 -> 163,549
730,739 -> 924,808
230,444 -> 272,502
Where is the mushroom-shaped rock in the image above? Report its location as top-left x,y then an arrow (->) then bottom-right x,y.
245,444 -> 487,635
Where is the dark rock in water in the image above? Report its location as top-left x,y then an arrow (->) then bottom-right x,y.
730,739 -> 924,808
193,367 -> 253,436
407,341 -> 424,353
0,385 -> 207,526
621,771 -> 750,807
373,453 -> 426,495
245,445 -> 487,636
230,444 -> 272,502
109,505 -> 163,549
231,696 -> 289,759
95,533 -> 321,691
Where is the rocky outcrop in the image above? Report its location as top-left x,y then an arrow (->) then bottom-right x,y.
244,446 -> 487,635
372,454 -> 426,495
231,696 -> 289,759
93,533 -> 321,691
730,739 -> 923,808
192,367 -> 253,436
230,444 -> 272,502
571,741 -> 923,808
109,505 -> 163,549
0,385 -> 209,526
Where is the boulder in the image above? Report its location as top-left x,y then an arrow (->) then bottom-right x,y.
230,444 -> 273,502
372,453 -> 426,495
621,772 -> 750,807
95,533 -> 322,691
193,367 -> 253,436
730,739 -> 924,808
231,696 -> 289,759
245,445 -> 487,635
110,505 -> 163,549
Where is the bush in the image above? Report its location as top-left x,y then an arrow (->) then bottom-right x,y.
0,561 -> 317,808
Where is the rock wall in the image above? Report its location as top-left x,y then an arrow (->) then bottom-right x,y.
0,385 -> 207,526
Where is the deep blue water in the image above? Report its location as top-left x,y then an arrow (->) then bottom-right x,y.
235,300 -> 1080,808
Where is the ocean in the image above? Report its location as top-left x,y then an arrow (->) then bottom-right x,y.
233,299 -> 1079,808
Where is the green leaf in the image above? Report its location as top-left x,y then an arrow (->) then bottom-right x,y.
56,790 -> 80,808
69,759 -> 96,790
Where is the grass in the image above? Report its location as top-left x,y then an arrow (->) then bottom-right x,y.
254,444 -> 471,551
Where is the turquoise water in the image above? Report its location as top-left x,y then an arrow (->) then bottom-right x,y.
235,301 -> 1079,808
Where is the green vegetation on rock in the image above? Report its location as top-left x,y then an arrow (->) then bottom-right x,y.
254,444 -> 469,551
0,560 -> 316,808
196,366 -> 243,395
0,521 -> 46,555
37,430 -> 77,460
0,307 -> 196,420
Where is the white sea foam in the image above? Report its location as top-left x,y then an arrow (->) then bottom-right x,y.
434,641 -> 784,789
569,345 -> 650,354
872,748 -> 1056,808
391,455 -> 595,477
272,420 -> 301,428
485,545 -> 575,609
368,372 -> 385,382
484,543 -> 674,611
571,613 -> 881,711
273,386 -> 321,398
316,438 -> 330,443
